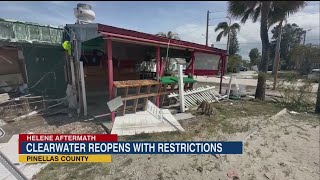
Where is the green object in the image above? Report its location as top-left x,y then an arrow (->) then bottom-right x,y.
229,95 -> 241,100
23,45 -> 67,99
160,76 -> 197,84
62,41 -> 72,55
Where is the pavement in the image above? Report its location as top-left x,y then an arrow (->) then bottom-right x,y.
0,135 -> 48,180
194,71 -> 319,93
111,109 -> 184,136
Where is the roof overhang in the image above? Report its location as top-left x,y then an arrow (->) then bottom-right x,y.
97,24 -> 227,56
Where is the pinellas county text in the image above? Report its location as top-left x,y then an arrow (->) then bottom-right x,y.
21,142 -> 243,154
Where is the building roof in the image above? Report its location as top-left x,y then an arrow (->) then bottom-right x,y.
96,24 -> 227,55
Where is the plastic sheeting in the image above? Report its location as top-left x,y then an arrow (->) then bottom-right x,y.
0,19 -> 63,44
194,52 -> 220,70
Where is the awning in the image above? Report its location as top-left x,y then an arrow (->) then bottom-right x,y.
97,24 -> 227,56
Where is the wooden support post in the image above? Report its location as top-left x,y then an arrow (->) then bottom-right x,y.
219,56 -> 225,94
227,76 -> 233,99
144,86 -> 151,110
178,64 -> 185,112
121,87 -> 128,115
160,84 -> 167,107
133,86 -> 141,113
79,61 -> 87,116
70,57 -> 76,89
107,38 -> 115,121
191,52 -> 195,78
156,46 -> 160,106
156,46 -> 160,81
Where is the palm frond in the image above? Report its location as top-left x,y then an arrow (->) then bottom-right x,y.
252,5 -> 261,23
240,8 -> 254,23
214,22 -> 229,32
216,31 -> 224,42
227,1 -> 248,18
223,29 -> 229,36
156,32 -> 167,37
230,23 -> 241,32
156,31 -> 180,40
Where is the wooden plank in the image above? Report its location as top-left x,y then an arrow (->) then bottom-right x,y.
143,85 -> 151,110
160,84 -> 167,107
133,86 -> 141,113
0,93 -> 10,104
113,80 -> 160,88
152,84 -> 160,104
122,87 -> 129,116
121,91 -> 169,101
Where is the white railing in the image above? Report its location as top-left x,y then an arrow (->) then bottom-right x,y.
146,100 -> 163,122
168,86 -> 226,109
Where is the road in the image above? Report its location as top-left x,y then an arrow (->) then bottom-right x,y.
194,71 -> 319,93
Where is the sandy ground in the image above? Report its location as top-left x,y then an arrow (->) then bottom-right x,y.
1,99 -> 319,180
99,111 -> 319,180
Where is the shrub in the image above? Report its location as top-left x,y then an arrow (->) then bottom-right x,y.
277,76 -> 314,112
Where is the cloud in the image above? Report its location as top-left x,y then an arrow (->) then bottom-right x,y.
174,10 -> 320,59
174,20 -> 263,59
0,1 -> 318,58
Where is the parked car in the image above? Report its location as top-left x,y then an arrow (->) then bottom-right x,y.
307,69 -> 320,82
239,66 -> 248,71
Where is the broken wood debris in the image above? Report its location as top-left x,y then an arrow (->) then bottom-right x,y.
0,93 -> 10,104
0,93 -> 66,122
197,100 -> 215,116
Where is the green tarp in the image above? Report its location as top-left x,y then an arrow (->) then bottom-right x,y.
23,45 -> 67,98
160,76 -> 197,84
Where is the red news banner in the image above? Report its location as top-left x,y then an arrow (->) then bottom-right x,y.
19,134 -> 117,163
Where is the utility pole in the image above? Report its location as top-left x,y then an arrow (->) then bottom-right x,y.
303,29 -> 312,45
205,10 -> 210,46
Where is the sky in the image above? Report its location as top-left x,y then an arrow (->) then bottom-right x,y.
0,1 -> 319,59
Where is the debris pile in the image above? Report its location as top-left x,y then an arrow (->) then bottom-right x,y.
0,93 -> 66,123
197,100 -> 215,116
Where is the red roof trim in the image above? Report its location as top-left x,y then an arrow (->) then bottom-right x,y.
100,32 -> 220,54
97,24 -> 227,55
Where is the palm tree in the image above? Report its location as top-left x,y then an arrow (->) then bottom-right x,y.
215,21 -> 240,74
214,22 -> 240,42
228,1 -> 307,100
156,31 -> 180,40
155,31 -> 180,75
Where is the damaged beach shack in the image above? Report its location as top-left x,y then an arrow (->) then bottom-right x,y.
0,18 -> 66,99
65,23 -> 227,122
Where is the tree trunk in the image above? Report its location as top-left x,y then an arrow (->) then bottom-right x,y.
272,21 -> 283,75
316,82 -> 320,114
255,2 -> 271,100
272,20 -> 283,90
